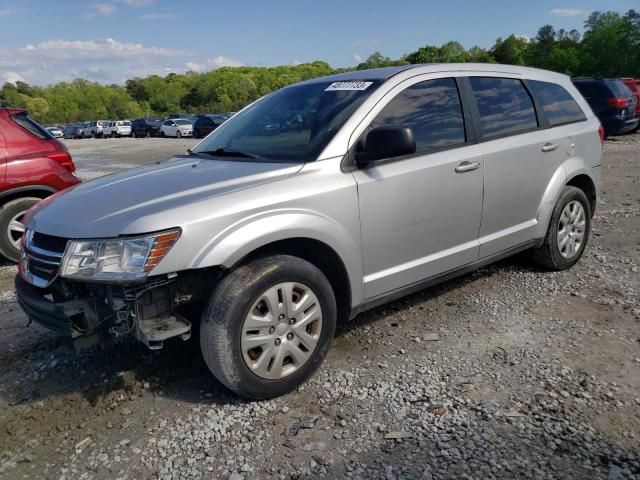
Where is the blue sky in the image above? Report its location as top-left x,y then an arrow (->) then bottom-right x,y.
0,0 -> 637,85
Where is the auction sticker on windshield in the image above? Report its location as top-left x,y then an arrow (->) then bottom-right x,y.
325,81 -> 373,91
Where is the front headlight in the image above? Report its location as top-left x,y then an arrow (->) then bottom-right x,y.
60,229 -> 181,282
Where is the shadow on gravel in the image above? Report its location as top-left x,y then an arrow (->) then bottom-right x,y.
2,252 -> 540,409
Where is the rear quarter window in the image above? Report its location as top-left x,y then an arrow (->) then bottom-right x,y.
11,113 -> 53,140
469,77 -> 538,139
528,80 -> 586,126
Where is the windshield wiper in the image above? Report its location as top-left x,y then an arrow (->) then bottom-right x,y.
192,148 -> 263,160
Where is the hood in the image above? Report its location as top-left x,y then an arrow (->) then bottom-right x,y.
28,156 -> 303,238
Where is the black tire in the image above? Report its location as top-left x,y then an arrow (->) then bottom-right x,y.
160,131 -> 165,137
0,197 -> 41,262
532,186 -> 591,271
80,132 -> 85,139
200,255 -> 337,399
176,131 -> 182,138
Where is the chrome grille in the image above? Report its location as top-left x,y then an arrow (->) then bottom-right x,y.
21,230 -> 67,288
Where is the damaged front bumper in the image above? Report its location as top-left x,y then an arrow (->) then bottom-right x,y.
15,273 -> 199,350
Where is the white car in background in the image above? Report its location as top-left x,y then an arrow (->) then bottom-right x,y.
160,118 -> 193,137
88,120 -> 109,138
103,120 -> 132,138
45,126 -> 64,138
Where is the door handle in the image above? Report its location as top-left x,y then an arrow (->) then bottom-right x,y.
541,143 -> 559,152
455,161 -> 481,173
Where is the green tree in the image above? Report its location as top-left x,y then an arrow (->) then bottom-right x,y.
490,35 -> 529,65
356,52 -> 408,70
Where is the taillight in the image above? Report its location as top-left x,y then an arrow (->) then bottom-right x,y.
47,152 -> 76,173
598,125 -> 605,145
606,98 -> 629,108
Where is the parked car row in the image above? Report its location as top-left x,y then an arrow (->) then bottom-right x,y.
52,112 -> 235,141
572,77 -> 639,136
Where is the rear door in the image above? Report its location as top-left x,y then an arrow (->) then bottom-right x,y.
468,76 -> 566,257
352,76 -> 484,298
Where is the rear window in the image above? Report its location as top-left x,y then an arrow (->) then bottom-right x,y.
606,80 -> 632,98
470,77 -> 538,139
574,81 -> 610,98
528,80 -> 586,126
11,113 -> 53,140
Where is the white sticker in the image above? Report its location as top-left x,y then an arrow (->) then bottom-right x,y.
325,81 -> 373,91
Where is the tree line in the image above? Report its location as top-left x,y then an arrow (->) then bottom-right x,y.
1,9 -> 638,125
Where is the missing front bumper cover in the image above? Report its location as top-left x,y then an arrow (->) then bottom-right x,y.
15,275 -> 192,350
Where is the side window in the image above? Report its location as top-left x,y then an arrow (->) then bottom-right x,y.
528,80 -> 586,126
470,77 -> 538,138
371,78 -> 466,153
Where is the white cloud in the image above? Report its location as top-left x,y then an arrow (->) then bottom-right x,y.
0,8 -> 11,16
1,71 -> 25,84
93,3 -> 116,15
353,54 -> 363,64
0,38 -> 196,85
119,0 -> 155,6
550,8 -> 585,17
141,13 -> 176,19
185,56 -> 243,72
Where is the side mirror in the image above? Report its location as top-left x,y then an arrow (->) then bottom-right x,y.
356,126 -> 416,167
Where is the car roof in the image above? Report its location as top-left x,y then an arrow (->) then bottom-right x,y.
300,63 -> 569,86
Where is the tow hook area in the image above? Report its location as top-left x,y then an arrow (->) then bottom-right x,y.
131,283 -> 192,350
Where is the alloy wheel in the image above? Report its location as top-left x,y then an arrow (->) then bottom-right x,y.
7,211 -> 26,250
557,200 -> 585,259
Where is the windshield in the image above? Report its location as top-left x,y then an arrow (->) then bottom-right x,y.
175,119 -> 191,125
192,79 -> 382,162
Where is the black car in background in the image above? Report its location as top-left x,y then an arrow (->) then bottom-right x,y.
167,112 -> 197,121
63,124 -> 84,139
193,114 -> 228,138
131,117 -> 165,137
572,78 -> 639,136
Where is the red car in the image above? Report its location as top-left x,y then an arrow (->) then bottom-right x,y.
622,78 -> 640,122
0,107 -> 80,262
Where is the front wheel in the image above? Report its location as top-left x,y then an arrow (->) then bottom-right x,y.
0,197 -> 41,262
176,130 -> 182,138
532,186 -> 591,270
200,255 -> 337,399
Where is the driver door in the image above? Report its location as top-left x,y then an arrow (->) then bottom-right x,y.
351,77 -> 484,299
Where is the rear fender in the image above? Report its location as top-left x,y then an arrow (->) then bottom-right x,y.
534,157 -> 594,239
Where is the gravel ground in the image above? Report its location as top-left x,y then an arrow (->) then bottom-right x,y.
0,134 -> 638,479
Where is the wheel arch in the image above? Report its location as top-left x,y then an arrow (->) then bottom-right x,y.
188,210 -> 363,318
535,159 -> 598,239
0,185 -> 56,207
566,173 -> 596,215
235,237 -> 353,323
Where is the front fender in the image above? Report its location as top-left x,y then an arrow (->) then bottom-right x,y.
190,208 -> 363,307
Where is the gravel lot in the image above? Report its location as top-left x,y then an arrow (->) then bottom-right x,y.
0,134 -> 638,479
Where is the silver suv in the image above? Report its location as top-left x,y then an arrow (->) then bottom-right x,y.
16,64 -> 602,399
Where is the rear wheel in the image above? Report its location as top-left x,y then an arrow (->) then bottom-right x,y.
200,255 -> 336,399
0,197 -> 41,262
532,186 -> 591,270
160,131 -> 165,137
